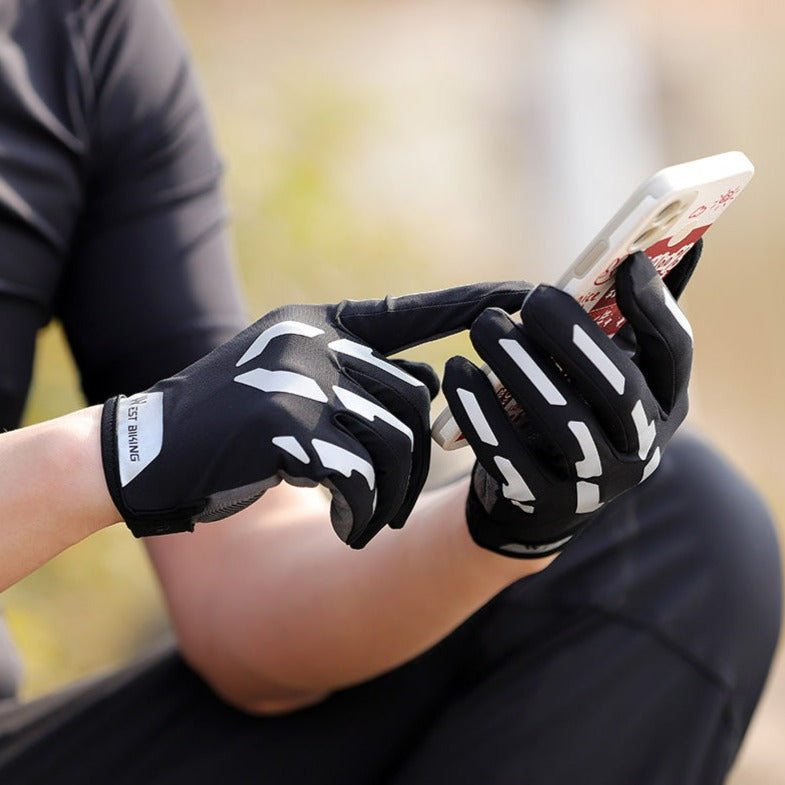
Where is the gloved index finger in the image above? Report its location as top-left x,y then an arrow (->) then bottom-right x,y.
335,281 -> 532,356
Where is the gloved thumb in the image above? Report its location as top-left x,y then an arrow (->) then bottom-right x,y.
389,358 -> 441,400
662,237 -> 703,300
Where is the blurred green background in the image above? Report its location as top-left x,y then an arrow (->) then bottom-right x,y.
3,1 -> 784,779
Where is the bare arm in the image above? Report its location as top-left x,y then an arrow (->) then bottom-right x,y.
0,399 -> 546,715
0,407 -> 120,590
145,479 -> 552,715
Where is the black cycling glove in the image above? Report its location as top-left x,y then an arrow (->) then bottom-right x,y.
101,282 -> 529,546
443,247 -> 699,558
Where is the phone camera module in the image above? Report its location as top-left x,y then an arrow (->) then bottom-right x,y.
652,200 -> 685,226
629,226 -> 660,252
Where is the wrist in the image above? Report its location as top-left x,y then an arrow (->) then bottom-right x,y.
0,406 -> 121,590
53,406 -> 122,537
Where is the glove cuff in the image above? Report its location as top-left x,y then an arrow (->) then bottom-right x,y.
101,396 -> 198,538
465,478 -> 573,559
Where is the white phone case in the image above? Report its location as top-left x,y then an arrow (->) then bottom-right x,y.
432,150 -> 755,451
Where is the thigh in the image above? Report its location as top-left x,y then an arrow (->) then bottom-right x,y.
0,623 -> 481,785
389,429 -> 782,785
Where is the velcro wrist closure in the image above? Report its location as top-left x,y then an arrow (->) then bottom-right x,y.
101,396 -> 199,538
123,513 -> 197,539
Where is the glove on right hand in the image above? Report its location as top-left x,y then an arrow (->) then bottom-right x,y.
443,250 -> 696,558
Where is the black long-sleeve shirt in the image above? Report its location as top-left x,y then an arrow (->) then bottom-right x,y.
0,0 -> 247,697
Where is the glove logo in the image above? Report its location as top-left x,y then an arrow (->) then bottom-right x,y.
118,392 -> 164,487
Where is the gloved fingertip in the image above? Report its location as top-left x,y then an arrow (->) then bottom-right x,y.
616,251 -> 665,310
393,358 -> 440,400
444,354 -> 470,375
521,282 -> 580,319
334,494 -> 384,549
329,492 -> 355,544
469,306 -> 520,340
347,521 -> 381,549
443,355 -> 487,392
628,250 -> 658,274
662,237 -> 703,300
616,251 -> 660,299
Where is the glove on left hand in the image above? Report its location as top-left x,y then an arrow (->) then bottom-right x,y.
101,282 -> 530,545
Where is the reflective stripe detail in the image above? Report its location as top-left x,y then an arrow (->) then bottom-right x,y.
312,438 -> 376,490
118,392 -> 164,487
572,324 -> 625,394
662,285 -> 693,341
457,388 -> 498,446
333,386 -> 414,448
641,446 -> 661,482
568,420 -> 602,479
500,534 -> 573,556
272,436 -> 310,463
237,321 -> 324,367
631,399 -> 656,460
328,339 -> 425,387
498,339 -> 566,406
575,480 -> 603,514
494,455 -> 535,512
234,368 -> 328,403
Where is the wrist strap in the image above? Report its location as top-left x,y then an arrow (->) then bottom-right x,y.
101,397 -> 198,538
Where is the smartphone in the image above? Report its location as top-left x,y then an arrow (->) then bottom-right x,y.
432,150 -> 755,451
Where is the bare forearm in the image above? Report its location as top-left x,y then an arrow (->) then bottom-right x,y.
0,407 -> 120,590
146,480 -> 552,713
